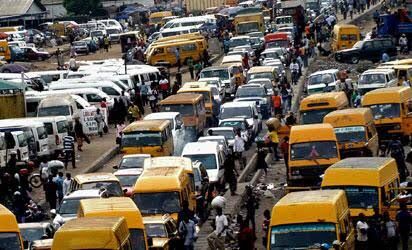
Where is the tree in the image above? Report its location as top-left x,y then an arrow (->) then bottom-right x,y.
63,0 -> 105,16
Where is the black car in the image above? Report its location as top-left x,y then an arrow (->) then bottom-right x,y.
334,38 -> 397,64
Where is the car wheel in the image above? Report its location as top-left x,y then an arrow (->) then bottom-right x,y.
351,56 -> 359,64
2,69 -> 11,73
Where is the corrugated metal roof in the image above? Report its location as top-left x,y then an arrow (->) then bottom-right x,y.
41,0 -> 63,5
0,0 -> 46,17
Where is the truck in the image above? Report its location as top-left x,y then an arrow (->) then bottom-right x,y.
185,0 -> 225,12
378,5 -> 412,47
234,13 -> 265,35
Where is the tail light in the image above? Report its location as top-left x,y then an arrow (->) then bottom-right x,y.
55,135 -> 60,145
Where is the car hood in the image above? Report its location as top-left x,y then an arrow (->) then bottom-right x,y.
337,47 -> 359,53
235,97 -> 266,102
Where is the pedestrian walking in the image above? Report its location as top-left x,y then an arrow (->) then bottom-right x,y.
148,86 -> 159,112
116,120 -> 126,145
94,108 -> 105,137
388,138 -> 408,182
175,48 -> 181,71
128,103 -> 141,122
271,91 -> 282,115
237,218 -> 255,250
233,130 -> 246,170
62,173 -> 72,196
224,154 -> 239,195
194,60 -> 202,79
159,76 -> 169,99
63,135 -> 75,169
280,136 -> 289,178
53,172 -> 64,204
140,83 -> 149,106
39,158 -> 49,182
262,209 -> 271,247
383,211 -> 398,250
396,202 -> 411,250
267,127 -> 280,161
290,59 -> 300,85
12,191 -> 26,223
187,57 -> 194,79
104,36 -> 110,52
178,214 -> 197,250
44,176 -> 58,210
356,213 -> 369,250
245,185 -> 257,232
68,56 -> 77,71
74,118 -> 86,152
207,207 -> 228,250
256,148 -> 268,176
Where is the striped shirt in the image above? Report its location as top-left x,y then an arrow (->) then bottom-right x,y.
63,136 -> 74,152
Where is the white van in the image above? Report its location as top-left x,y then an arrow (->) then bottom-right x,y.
48,88 -> 113,107
98,19 -> 123,32
82,75 -> 131,92
26,92 -> 91,117
27,116 -> 69,157
356,69 -> 398,95
0,72 -> 47,91
37,95 -> 80,131
34,70 -> 69,84
49,80 -> 124,98
10,131 -> 29,162
0,120 -> 50,158
181,141 -> 225,185
219,102 -> 261,136
144,112 -> 185,155
306,69 -> 340,95
0,133 -> 6,167
58,189 -> 103,222
160,26 -> 200,38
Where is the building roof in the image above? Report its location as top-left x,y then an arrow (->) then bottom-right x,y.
0,0 -> 46,17
41,0 -> 63,4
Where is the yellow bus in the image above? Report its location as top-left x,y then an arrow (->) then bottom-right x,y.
178,82 -> 216,123
361,87 -> 412,142
0,40 -> 11,62
321,157 -> 401,219
149,11 -> 173,26
331,24 -> 360,51
323,108 -> 379,157
300,91 -> 349,124
52,217 -> 132,250
160,93 -> 206,136
146,33 -> 205,57
78,197 -> 149,250
132,166 -> 194,220
146,39 -> 207,66
268,190 -> 355,250
69,173 -> 123,196
0,204 -> 24,250
288,124 -> 340,190
121,120 -> 174,156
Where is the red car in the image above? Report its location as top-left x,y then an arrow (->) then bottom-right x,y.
21,47 -> 50,61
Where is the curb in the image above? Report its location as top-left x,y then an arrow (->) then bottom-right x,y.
84,146 -> 119,174
237,153 -> 257,183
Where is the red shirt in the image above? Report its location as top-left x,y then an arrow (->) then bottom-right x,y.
272,95 -> 282,108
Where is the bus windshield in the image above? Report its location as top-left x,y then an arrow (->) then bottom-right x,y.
334,126 -> 366,143
301,109 -> 335,124
162,104 -> 194,116
326,186 -> 379,209
368,103 -> 400,119
122,132 -> 162,147
133,192 -> 181,215
0,232 -> 22,250
290,141 -> 338,160
270,223 -> 336,249
38,106 -> 70,116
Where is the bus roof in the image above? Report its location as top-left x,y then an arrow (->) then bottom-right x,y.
160,93 -> 203,105
52,217 -> 130,250
123,120 -> 171,133
322,157 -> 398,187
248,66 -> 275,74
78,197 -> 144,229
300,92 -> 348,111
74,173 -> 119,184
362,87 -> 412,106
178,82 -> 211,93
0,204 -> 19,233
271,190 -> 348,225
144,156 -> 192,170
289,123 -> 336,143
323,108 -> 373,127
133,166 -> 185,193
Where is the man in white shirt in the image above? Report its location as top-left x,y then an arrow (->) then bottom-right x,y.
233,130 -> 246,169
207,207 -> 228,250
62,173 -> 72,196
356,213 -> 369,249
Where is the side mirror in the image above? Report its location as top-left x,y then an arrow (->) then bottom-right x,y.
113,165 -> 118,169
176,124 -> 182,130
123,189 -> 128,194
254,115 -> 259,119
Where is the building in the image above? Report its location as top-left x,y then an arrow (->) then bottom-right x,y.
0,0 -> 47,24
41,0 -> 67,19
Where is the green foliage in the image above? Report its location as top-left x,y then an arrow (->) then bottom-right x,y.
63,0 -> 105,16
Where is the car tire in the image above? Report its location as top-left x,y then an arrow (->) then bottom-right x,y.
351,56 -> 359,64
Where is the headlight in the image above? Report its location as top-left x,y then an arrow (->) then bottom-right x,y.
291,170 -> 300,176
